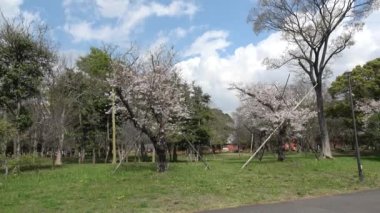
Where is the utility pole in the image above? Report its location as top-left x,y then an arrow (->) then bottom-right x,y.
112,87 -> 117,164
345,72 -> 364,182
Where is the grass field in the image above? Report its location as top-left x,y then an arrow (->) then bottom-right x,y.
1,153 -> 380,212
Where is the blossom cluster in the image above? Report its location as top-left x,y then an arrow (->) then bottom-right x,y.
236,83 -> 316,133
111,48 -> 189,135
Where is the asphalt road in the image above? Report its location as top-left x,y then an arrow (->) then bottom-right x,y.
200,189 -> 380,213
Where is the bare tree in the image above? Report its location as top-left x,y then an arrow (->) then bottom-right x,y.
46,58 -> 83,165
248,0 -> 378,158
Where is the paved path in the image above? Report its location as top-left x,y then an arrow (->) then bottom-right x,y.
200,189 -> 380,213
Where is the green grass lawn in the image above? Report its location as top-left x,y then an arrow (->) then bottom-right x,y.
1,153 -> 380,212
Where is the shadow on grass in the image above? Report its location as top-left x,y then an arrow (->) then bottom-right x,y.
0,164 -> 62,174
333,151 -> 380,162
115,162 -> 157,173
333,151 -> 380,157
361,156 -> 380,162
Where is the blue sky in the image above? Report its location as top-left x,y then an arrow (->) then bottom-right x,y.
2,0 -> 380,113
19,0 -> 262,53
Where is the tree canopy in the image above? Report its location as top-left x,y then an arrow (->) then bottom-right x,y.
329,58 -> 380,100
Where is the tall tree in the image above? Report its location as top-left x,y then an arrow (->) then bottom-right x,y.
0,16 -> 55,156
329,58 -> 380,149
76,47 -> 113,164
113,47 -> 189,172
248,0 -> 378,158
47,67 -> 85,165
181,85 -> 212,155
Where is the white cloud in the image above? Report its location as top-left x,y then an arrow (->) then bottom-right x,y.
177,31 -> 288,113
171,27 -> 190,38
0,0 -> 23,18
95,0 -> 129,18
150,1 -> 198,17
0,0 -> 41,25
174,27 -> 187,38
64,21 -> 114,42
178,11 -> 380,113
147,25 -> 201,53
63,0 -> 198,43
20,11 -> 42,25
184,30 -> 230,57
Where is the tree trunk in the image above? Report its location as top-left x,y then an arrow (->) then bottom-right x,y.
105,117 -> 110,163
92,147 -> 96,164
258,135 -> 265,161
81,149 -> 85,163
250,132 -> 254,153
277,124 -> 287,161
40,145 -> 45,157
55,148 -> 62,166
140,142 -> 146,162
4,159 -> 8,176
258,148 -> 265,161
196,144 -> 200,162
78,150 -> 81,164
74,147 -> 79,160
14,132 -> 19,156
187,147 -> 193,161
118,145 -> 124,163
55,143 -> 63,166
134,144 -> 140,162
155,144 -> 167,172
315,85 -> 333,158
33,130 -> 38,156
173,143 -> 177,162
152,148 -> 156,163
104,142 -> 110,163
168,143 -> 172,162
79,146 -> 85,164
54,109 -> 65,166
14,101 -> 21,157
198,144 -> 203,160
98,148 -> 101,160
153,134 -> 167,172
79,113 -> 85,164
54,129 -> 65,166
111,88 -> 117,164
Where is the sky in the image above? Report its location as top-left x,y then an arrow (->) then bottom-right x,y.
1,0 -> 380,113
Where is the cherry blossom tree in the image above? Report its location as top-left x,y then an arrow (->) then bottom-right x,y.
112,47 -> 189,172
357,99 -> 380,128
234,83 -> 316,161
